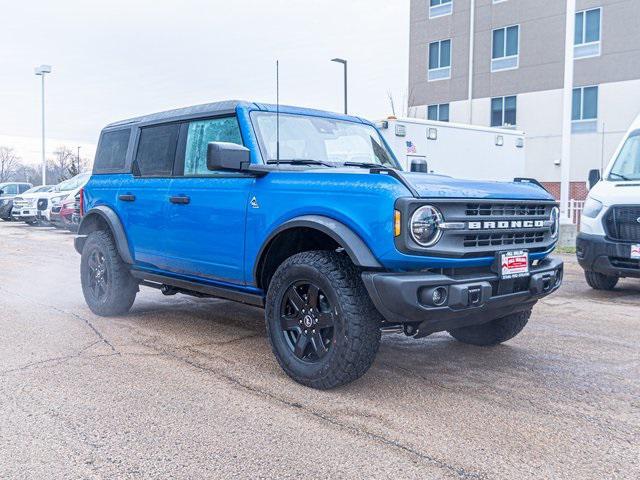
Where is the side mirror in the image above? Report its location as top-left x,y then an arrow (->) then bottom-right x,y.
410,158 -> 428,173
588,169 -> 601,189
207,142 -> 250,172
0,190 -> 4,196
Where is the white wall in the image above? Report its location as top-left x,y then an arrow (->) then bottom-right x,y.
419,78 -> 640,183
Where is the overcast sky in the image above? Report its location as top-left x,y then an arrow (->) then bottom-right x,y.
1,0 -> 409,164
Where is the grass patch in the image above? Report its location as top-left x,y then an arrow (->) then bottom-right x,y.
554,246 -> 576,255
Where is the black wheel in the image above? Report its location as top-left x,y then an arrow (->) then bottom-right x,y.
265,251 -> 382,389
447,308 -> 531,346
584,271 -> 618,290
81,230 -> 138,316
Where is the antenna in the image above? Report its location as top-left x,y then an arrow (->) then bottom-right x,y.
276,60 -> 280,167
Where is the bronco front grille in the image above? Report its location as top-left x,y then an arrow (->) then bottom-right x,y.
396,198 -> 557,258
604,206 -> 640,242
463,231 -> 546,249
465,203 -> 547,217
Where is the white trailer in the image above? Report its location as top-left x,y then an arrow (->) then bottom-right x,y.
377,117 -> 526,182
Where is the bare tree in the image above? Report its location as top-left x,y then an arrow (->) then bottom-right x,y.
49,146 -> 77,183
387,90 -> 397,116
0,146 -> 21,182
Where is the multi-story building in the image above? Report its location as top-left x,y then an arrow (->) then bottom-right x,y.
408,0 -> 640,200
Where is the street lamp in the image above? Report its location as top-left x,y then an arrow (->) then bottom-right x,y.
331,58 -> 348,115
34,64 -> 52,185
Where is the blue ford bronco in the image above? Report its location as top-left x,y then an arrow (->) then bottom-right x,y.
76,100 -> 563,389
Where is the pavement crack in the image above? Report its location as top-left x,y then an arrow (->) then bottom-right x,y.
0,340 -> 101,376
135,341 -> 486,480
0,286 -> 118,354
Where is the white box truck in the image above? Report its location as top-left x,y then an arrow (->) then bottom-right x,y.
377,117 -> 526,182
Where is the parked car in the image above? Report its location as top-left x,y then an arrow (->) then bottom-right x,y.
0,182 -> 32,220
10,185 -> 55,224
76,100 -> 563,389
38,173 -> 91,225
577,114 -> 640,289
50,196 -> 77,231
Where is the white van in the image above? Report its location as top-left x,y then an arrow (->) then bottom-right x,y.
377,117 -> 526,181
577,114 -> 640,290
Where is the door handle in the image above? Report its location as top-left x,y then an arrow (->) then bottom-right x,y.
118,194 -> 136,202
169,195 -> 190,205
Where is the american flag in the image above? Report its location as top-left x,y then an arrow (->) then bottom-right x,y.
406,141 -> 417,154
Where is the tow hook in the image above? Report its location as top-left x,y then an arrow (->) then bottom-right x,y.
160,285 -> 178,296
403,324 -> 419,337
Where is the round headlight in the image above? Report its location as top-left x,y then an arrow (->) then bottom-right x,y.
410,205 -> 443,247
550,206 -> 560,238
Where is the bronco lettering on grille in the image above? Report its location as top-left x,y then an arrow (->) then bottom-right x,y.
467,220 -> 545,230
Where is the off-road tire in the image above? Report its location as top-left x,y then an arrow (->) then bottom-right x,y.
265,250 -> 382,389
584,271 -> 618,290
81,230 -> 138,316
447,308 -> 531,346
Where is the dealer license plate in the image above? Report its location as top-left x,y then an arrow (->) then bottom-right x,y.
499,250 -> 530,279
631,244 -> 640,260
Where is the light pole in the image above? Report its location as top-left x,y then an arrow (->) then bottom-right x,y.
34,64 -> 52,185
331,58 -> 348,115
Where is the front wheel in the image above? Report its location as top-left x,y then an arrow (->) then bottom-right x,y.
265,251 -> 382,389
584,271 -> 618,290
448,308 -> 531,346
81,230 -> 138,316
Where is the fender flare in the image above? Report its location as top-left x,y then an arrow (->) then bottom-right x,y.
76,206 -> 134,264
253,215 -> 382,283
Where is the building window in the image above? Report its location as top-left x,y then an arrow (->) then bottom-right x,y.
491,25 -> 519,72
490,96 -> 517,127
428,39 -> 451,81
575,8 -> 601,59
427,104 -> 450,122
572,86 -> 598,133
429,0 -> 452,18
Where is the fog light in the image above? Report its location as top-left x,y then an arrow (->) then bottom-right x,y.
432,287 -> 448,306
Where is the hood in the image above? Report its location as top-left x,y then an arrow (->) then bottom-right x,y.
400,172 -> 554,201
589,180 -> 640,206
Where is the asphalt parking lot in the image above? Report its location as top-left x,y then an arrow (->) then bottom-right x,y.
0,221 -> 638,479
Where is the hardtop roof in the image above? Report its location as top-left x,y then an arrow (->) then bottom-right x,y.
103,100 -> 368,130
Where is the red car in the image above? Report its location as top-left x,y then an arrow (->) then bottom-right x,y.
50,197 -> 77,231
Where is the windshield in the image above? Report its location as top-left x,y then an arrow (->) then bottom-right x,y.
56,173 -> 90,192
608,130 -> 640,181
24,186 -> 51,194
251,112 -> 398,168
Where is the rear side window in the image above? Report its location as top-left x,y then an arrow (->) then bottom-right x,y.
1,184 -> 18,195
94,129 -> 130,173
135,124 -> 180,177
183,117 -> 243,175
18,184 -> 31,193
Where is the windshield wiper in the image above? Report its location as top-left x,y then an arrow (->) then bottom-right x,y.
342,161 -> 397,170
609,172 -> 631,181
267,159 -> 336,168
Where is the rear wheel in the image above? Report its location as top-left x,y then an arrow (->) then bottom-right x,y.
81,230 -> 138,316
584,271 -> 618,290
448,308 -> 531,346
265,251 -> 382,389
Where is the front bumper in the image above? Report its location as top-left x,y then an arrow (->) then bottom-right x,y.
11,208 -> 38,221
362,256 -> 563,337
576,233 -> 640,278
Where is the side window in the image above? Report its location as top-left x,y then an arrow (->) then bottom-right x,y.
135,124 -> 180,177
19,184 -> 31,193
94,129 -> 130,173
3,184 -> 18,195
182,117 -> 243,175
